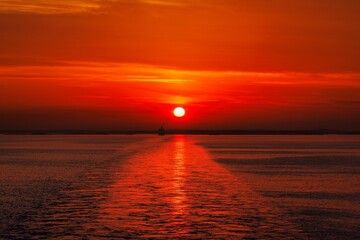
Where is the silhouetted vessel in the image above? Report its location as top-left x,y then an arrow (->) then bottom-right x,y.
158,126 -> 165,136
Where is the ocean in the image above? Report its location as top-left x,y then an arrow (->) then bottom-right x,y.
0,135 -> 359,239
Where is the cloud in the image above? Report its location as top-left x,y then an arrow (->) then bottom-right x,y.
1,61 -> 360,110
0,0 -> 101,14
334,100 -> 360,106
138,0 -> 186,7
1,61 -> 360,86
0,0 -> 192,14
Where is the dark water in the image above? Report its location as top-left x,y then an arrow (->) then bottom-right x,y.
0,135 -> 359,239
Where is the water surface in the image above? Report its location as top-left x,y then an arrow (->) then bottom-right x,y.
0,135 -> 359,239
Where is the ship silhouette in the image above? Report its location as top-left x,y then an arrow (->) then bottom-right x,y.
158,126 -> 165,136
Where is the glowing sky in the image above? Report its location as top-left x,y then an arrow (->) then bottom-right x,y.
1,0 -> 360,130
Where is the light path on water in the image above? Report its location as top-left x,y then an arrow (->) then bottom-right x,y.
90,135 -> 304,239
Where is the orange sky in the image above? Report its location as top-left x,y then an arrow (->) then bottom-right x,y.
0,0 -> 360,131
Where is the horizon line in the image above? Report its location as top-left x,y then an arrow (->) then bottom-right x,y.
1,129 -> 360,135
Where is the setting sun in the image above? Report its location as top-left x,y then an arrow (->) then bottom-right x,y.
173,107 -> 185,118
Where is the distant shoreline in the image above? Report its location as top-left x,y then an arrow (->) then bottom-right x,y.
1,130 -> 359,135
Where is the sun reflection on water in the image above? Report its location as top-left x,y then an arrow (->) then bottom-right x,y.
172,135 -> 188,216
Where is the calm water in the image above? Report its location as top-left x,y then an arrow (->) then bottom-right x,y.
0,135 -> 359,239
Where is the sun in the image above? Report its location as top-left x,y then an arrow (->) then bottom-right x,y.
173,107 -> 185,117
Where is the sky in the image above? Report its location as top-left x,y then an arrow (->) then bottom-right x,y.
0,0 -> 360,131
